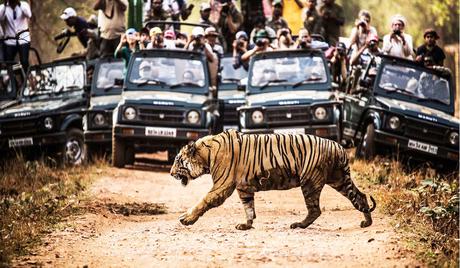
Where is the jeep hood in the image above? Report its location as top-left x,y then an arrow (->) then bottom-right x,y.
120,91 -> 208,107
90,95 -> 122,110
247,90 -> 334,107
0,98 -> 84,119
377,96 -> 460,126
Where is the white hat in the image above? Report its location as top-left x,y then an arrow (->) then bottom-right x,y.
60,7 -> 77,20
139,61 -> 151,70
200,3 -> 211,11
192,27 -> 205,37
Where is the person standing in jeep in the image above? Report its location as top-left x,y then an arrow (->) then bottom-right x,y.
93,0 -> 128,58
415,29 -> 445,67
215,0 -> 243,52
318,0 -> 344,46
0,0 -> 32,71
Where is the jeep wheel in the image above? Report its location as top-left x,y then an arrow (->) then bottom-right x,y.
112,136 -> 126,168
125,145 -> 135,166
355,123 -> 376,160
64,128 -> 86,165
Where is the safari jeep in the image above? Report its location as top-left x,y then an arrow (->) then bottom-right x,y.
112,49 -> 221,167
0,57 -> 90,165
0,62 -> 25,110
83,58 -> 124,156
238,49 -> 341,141
342,55 -> 459,168
219,55 -> 247,130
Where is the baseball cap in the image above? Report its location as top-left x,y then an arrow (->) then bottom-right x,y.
164,29 -> 176,39
192,27 -> 205,37
149,27 -> 163,36
204,27 -> 219,36
272,0 -> 283,6
423,28 -> 439,39
235,31 -> 248,40
126,28 -> 137,37
200,3 -> 211,11
60,7 -> 77,20
255,29 -> 269,40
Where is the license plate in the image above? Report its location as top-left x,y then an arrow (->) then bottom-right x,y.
274,128 -> 305,135
408,139 -> 438,155
8,137 -> 33,148
145,127 -> 176,137
223,125 -> 238,131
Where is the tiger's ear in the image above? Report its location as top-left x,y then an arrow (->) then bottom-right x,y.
187,141 -> 196,156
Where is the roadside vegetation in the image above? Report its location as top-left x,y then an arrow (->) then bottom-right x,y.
0,155 -> 104,266
351,157 -> 459,266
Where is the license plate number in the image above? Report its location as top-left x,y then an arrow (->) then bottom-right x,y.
8,137 -> 33,148
274,128 -> 305,135
408,139 -> 438,155
145,127 -> 176,137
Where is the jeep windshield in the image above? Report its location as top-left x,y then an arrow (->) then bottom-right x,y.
377,64 -> 451,106
93,61 -> 124,95
127,57 -> 207,94
249,55 -> 329,94
220,57 -> 247,87
0,68 -> 13,100
22,64 -> 85,98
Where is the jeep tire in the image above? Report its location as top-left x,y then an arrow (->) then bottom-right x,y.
112,136 -> 126,168
355,123 -> 376,160
63,128 -> 86,166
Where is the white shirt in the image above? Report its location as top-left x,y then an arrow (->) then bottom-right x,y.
382,33 -> 413,60
0,1 -> 31,45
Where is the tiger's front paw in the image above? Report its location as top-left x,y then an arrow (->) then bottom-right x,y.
290,222 -> 308,229
235,223 -> 253,230
179,212 -> 199,226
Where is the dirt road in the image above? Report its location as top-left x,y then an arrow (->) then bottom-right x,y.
17,161 -> 420,267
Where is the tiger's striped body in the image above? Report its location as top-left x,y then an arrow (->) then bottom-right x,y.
170,129 -> 376,230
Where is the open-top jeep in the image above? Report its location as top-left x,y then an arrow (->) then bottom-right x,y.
0,62 -> 25,110
112,49 -> 221,167
0,57 -> 90,164
219,55 -> 247,130
84,58 -> 124,155
238,49 -> 341,140
342,55 -> 459,167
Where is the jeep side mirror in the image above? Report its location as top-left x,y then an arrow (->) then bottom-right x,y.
114,78 -> 124,87
237,84 -> 246,91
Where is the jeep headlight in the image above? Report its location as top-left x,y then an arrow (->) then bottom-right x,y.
449,131 -> 459,146
314,107 -> 327,120
388,116 -> 400,130
251,110 -> 264,124
44,117 -> 53,130
93,113 -> 106,126
187,110 -> 200,124
124,107 -> 137,120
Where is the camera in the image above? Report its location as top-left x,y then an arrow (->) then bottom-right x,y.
236,40 -> 245,48
279,29 -> 289,37
357,19 -> 367,27
368,40 -> 377,48
393,29 -> 401,35
255,39 -> 265,47
299,41 -> 309,49
54,29 -> 72,41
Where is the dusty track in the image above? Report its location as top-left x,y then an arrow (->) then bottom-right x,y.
16,161 -> 420,267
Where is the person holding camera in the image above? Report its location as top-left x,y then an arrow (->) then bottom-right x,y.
205,27 -> 223,58
295,28 -> 328,50
276,28 -> 295,49
318,0 -> 344,46
186,27 -> 216,63
382,14 -> 413,59
114,28 -> 140,70
249,16 -> 276,47
350,33 -> 381,66
58,7 -> 95,49
415,29 -> 445,67
146,27 -> 165,49
348,10 -> 377,51
215,0 -> 243,53
93,0 -> 128,58
302,0 -> 324,36
0,0 -> 31,70
241,29 -> 273,63
267,0 -> 289,33
232,30 -> 249,70
144,0 -> 169,23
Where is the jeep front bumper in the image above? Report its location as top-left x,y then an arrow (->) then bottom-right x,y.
0,131 -> 67,150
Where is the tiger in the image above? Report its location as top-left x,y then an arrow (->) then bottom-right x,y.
170,129 -> 376,230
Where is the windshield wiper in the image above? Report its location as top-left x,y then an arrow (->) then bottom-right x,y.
259,79 -> 287,90
222,78 -> 241,83
170,82 -> 202,89
136,79 -> 166,87
416,97 -> 448,105
104,85 -> 122,92
292,77 -> 323,88
382,85 -> 415,95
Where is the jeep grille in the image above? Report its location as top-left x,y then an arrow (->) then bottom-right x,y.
405,118 -> 447,145
266,106 -> 311,126
223,103 -> 240,125
1,119 -> 37,136
138,107 -> 185,125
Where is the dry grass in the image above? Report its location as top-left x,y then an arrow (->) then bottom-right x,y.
351,156 -> 459,267
0,155 -> 105,266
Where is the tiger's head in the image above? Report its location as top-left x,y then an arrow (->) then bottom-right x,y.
170,141 -> 210,186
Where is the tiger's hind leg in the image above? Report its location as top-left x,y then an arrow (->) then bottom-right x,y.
290,182 -> 325,229
236,189 -> 256,230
